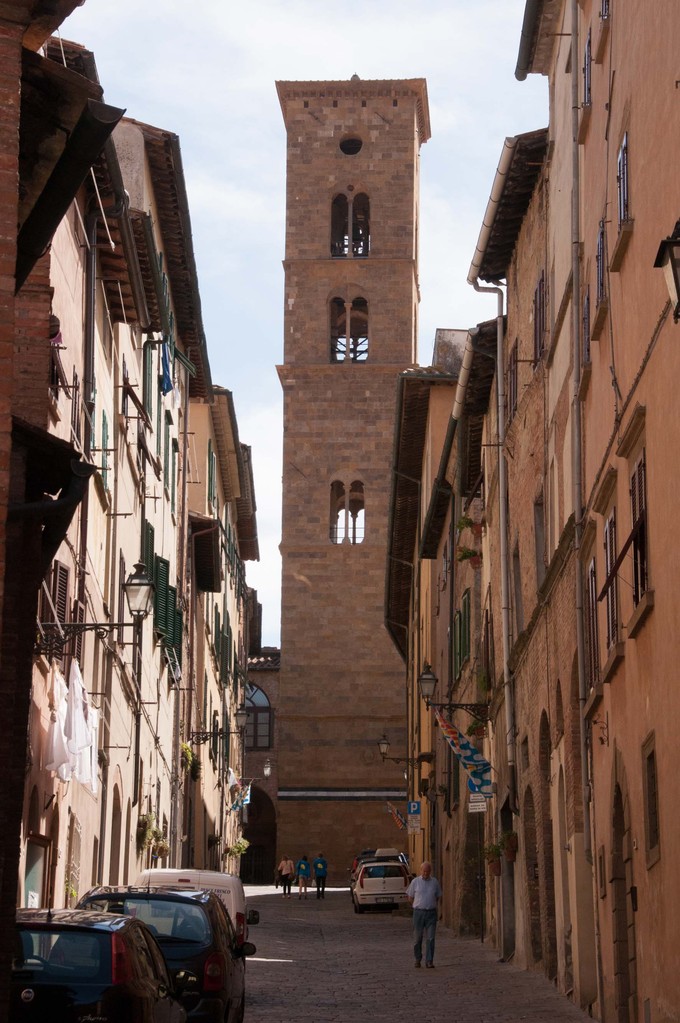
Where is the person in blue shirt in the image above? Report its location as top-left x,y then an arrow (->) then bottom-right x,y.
296,854 -> 311,899
313,853 -> 328,899
406,861 -> 442,968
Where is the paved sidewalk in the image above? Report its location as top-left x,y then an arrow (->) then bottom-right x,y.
243,885 -> 592,1023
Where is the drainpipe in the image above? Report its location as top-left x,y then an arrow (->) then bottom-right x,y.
467,137 -> 518,813
569,0 -> 592,870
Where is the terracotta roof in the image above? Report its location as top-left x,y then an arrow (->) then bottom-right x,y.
248,648 -> 281,672
476,129 -> 548,283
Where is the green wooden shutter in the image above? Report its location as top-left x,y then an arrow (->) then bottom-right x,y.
101,410 -> 109,489
166,585 -> 177,647
154,556 -> 170,634
143,344 -> 153,416
143,522 -> 155,578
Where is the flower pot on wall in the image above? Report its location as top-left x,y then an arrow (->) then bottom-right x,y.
488,857 -> 502,876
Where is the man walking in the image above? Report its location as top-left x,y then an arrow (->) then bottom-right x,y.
407,861 -> 442,969
313,853 -> 328,898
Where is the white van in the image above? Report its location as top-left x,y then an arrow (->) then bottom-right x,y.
134,867 -> 258,944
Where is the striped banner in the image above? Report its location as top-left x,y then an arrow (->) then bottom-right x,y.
433,708 -> 493,798
386,801 -> 407,831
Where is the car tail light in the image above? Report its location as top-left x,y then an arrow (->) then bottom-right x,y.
235,912 -> 245,945
359,873 -> 364,889
203,951 -> 226,992
111,933 -> 132,984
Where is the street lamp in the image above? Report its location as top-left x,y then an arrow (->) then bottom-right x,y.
654,220 -> 680,322
417,663 -> 489,721
235,704 -> 247,730
263,758 -> 272,779
377,734 -> 433,767
123,561 -> 155,619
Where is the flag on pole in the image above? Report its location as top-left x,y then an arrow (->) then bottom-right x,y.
386,801 -> 407,831
433,708 -> 493,798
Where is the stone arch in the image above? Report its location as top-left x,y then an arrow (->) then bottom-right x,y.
538,711 -> 558,980
522,785 -> 542,963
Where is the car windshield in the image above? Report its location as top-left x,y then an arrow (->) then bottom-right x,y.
15,928 -> 111,983
82,897 -> 210,943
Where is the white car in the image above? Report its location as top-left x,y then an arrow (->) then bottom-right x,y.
352,861 -> 410,913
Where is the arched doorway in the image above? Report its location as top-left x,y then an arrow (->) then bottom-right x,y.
612,782 -> 637,1021
109,785 -> 122,885
522,786 -> 542,963
241,787 -> 276,884
538,712 -> 558,979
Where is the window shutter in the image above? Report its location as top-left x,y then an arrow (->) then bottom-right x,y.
54,562 -> 70,623
72,598 -> 86,664
586,558 -> 600,684
101,410 -> 109,489
604,511 -> 618,646
166,585 -> 177,647
154,556 -> 170,634
143,522 -> 155,579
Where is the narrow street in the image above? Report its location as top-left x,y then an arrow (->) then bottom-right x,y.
244,886 -> 592,1023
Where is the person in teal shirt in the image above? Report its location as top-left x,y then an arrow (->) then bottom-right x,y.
313,853 -> 328,899
296,854 -> 311,899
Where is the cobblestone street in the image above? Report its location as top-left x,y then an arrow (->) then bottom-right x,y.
244,886 -> 592,1023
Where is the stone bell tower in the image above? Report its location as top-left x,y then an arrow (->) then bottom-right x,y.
275,76 -> 430,880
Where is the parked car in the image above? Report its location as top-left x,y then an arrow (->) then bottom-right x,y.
135,868 -> 258,946
352,860 -> 410,913
13,907 -> 189,1022
77,887 -> 255,1023
349,848 -> 410,889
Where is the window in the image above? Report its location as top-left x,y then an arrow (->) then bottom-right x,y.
143,344 -> 154,417
600,0 -> 610,17
533,271 -> 546,365
507,341 -> 518,421
330,479 -> 364,544
583,28 -> 592,107
154,556 -> 170,635
617,132 -> 629,228
330,192 -> 370,257
453,590 -> 471,678
329,295 -> 369,362
642,733 -> 660,865
596,221 -> 607,307
339,136 -> 362,156
603,509 -> 618,649
101,410 -> 109,490
586,556 -> 600,685
71,368 -> 81,445
245,684 -> 271,750
171,439 -> 179,515
582,286 -> 591,365
630,450 -> 647,606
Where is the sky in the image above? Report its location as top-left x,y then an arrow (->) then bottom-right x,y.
61,0 -> 548,648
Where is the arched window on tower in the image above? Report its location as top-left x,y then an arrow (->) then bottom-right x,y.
331,194 -> 349,257
329,296 -> 369,363
349,298 -> 368,362
330,192 -> 370,258
245,684 -> 271,750
329,479 -> 364,544
330,480 -> 346,542
353,193 -> 370,257
349,480 -> 365,543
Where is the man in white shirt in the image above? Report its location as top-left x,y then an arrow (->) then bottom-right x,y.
406,861 -> 442,968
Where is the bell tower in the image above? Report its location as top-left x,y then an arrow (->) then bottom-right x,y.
275,76 -> 430,879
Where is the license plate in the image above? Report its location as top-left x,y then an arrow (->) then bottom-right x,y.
375,896 -> 393,903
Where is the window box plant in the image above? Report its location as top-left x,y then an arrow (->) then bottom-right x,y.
484,842 -> 503,876
500,830 -> 519,862
456,545 -> 482,569
466,720 -> 487,739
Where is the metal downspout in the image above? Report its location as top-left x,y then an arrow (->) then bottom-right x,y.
467,137 -> 518,811
570,0 -> 592,867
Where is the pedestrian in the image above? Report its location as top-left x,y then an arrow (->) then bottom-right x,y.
278,854 -> 295,898
406,861 -> 442,969
313,853 -> 328,899
296,854 -> 311,899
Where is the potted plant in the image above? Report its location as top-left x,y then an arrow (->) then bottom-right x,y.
190,755 -> 202,782
136,812 -> 155,855
457,545 -> 482,569
153,837 -> 170,859
180,742 -> 193,772
484,841 -> 503,876
466,719 -> 486,739
456,514 -> 474,532
226,836 -> 250,858
500,830 -> 519,862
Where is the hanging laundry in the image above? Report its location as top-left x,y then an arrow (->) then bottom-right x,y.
161,342 -> 173,395
65,660 -> 92,756
45,662 -> 71,778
